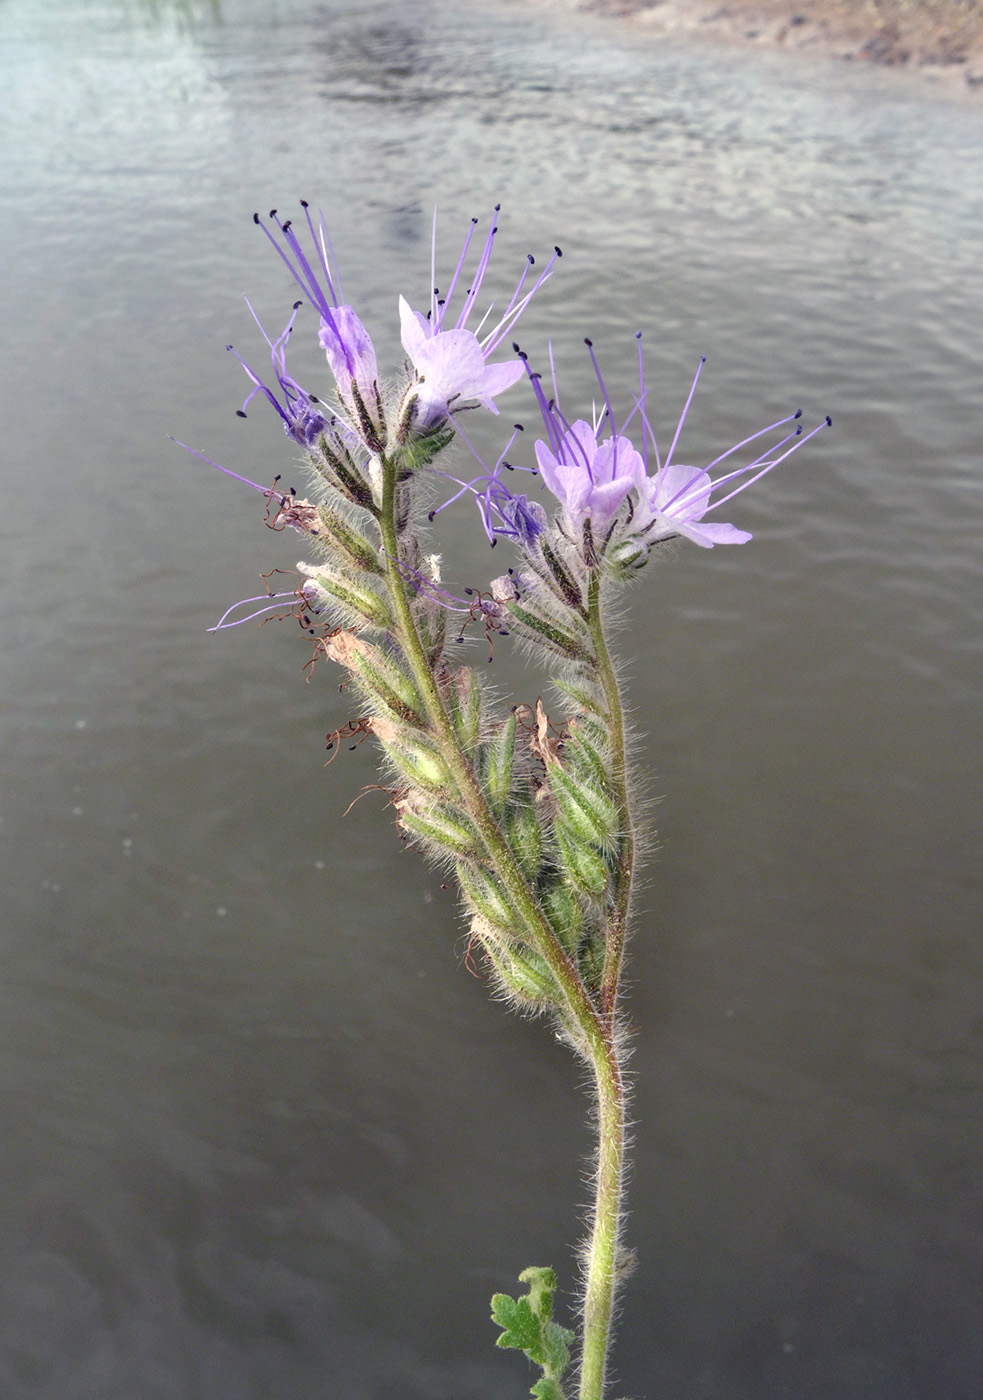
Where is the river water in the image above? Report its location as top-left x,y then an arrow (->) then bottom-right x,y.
1,0 -> 982,1396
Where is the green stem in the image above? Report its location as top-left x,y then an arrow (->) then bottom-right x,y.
577,569 -> 633,1400
378,457 -> 631,1400
377,454 -> 600,1048
578,1045 -> 626,1400
586,570 -> 635,1024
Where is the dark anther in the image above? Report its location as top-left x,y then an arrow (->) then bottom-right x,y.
527,254 -> 535,264
428,510 -> 436,522
252,212 -> 260,223
514,423 -> 524,431
794,427 -> 803,437
464,588 -> 474,595
555,246 -> 562,257
584,337 -> 593,347
494,203 -> 501,212
235,410 -> 247,418
269,208 -> 277,218
636,330 -> 643,340
310,394 -> 321,403
293,300 -> 302,311
490,539 -> 497,548
300,199 -> 309,208
505,463 -> 514,471
700,355 -> 707,364
283,220 -> 292,232
794,409 -> 803,419
471,217 -> 478,226
825,415 -> 833,426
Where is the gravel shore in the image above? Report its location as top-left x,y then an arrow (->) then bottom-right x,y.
577,0 -> 983,92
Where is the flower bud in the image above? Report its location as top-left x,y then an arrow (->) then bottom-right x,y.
549,767 -> 620,853
315,507 -> 382,573
504,801 -> 543,883
397,799 -> 479,857
556,824 -> 611,899
456,862 -> 517,934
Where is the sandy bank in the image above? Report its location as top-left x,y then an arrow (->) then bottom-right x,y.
576,0 -> 983,93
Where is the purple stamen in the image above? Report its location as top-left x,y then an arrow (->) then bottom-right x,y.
663,356 -> 706,471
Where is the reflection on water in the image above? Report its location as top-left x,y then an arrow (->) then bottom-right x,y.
1,0 -> 982,1396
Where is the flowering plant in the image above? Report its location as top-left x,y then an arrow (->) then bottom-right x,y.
182,204 -> 828,1400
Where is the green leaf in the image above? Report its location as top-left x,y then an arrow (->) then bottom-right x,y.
491,1267 -> 573,1398
491,1294 -> 541,1356
531,1380 -> 565,1400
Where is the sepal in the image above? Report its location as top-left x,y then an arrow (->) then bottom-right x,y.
397,798 -> 479,857
556,824 -> 611,898
315,506 -> 382,573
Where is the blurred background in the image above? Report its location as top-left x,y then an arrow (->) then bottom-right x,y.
1,0 -> 981,1396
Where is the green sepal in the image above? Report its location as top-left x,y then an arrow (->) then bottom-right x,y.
395,418 -> 456,468
549,766 -> 620,852
315,571 -> 392,630
551,677 -> 608,719
316,506 -> 382,573
379,738 -> 450,793
556,824 -> 611,898
540,882 -> 584,957
504,801 -> 544,883
483,714 -> 517,818
564,728 -> 610,792
399,804 -> 479,857
456,862 -> 517,933
484,939 -> 558,1006
347,649 -> 427,729
508,604 -> 592,662
540,537 -> 583,609
491,1267 -> 573,1397
312,434 -> 375,508
447,668 -> 482,754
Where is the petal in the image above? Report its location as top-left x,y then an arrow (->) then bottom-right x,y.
654,463 -> 713,521
410,328 -> 487,397
399,295 -> 432,360
676,520 -> 753,548
470,356 -> 525,407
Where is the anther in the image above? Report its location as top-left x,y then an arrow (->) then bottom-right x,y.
300,199 -> 309,208
253,212 -> 260,223
794,409 -> 802,419
269,208 -> 277,218
236,410 -> 247,418
293,300 -> 302,310
584,337 -> 593,347
825,415 -> 833,426
555,246 -> 562,256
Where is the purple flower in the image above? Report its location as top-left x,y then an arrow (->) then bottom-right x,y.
399,208 -> 560,431
521,336 -> 830,557
629,353 -> 832,550
227,300 -> 329,448
254,206 -> 384,445
534,421 -> 646,534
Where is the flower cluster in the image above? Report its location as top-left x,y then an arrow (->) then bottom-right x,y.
189,201 -> 831,1400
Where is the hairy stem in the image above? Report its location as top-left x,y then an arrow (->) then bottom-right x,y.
586,570 -> 636,1024
379,455 -> 631,1400
579,1044 -> 626,1400
577,569 -> 633,1400
377,453 -> 602,1048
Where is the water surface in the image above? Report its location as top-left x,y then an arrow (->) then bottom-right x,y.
1,1 -> 982,1396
